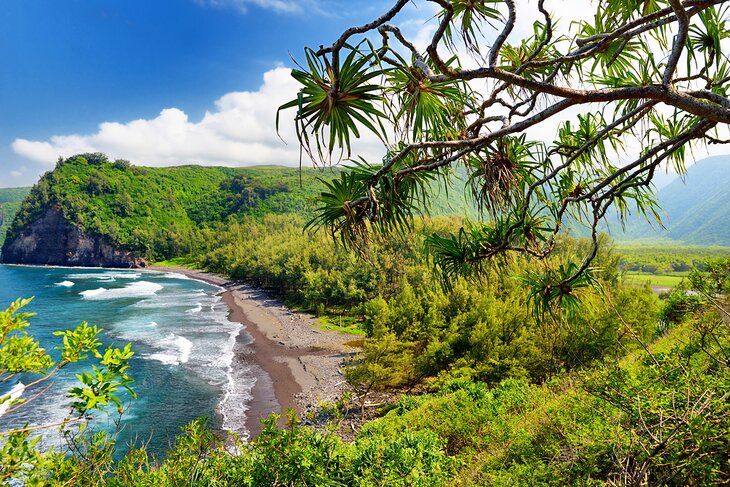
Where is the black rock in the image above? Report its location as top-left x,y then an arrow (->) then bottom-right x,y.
0,207 -> 144,268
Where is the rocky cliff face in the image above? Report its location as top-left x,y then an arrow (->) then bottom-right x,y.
0,207 -> 145,268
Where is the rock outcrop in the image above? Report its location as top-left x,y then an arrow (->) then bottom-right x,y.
0,207 -> 145,268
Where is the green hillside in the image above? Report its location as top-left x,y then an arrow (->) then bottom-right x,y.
4,153 -> 475,262
4,154 -> 339,261
0,186 -> 31,247
650,155 -> 730,244
601,155 -> 730,245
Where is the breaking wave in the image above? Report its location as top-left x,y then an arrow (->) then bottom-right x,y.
147,334 -> 194,365
80,281 -> 163,299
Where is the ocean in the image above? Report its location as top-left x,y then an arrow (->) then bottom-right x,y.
0,265 -> 254,457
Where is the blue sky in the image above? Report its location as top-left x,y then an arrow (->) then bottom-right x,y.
0,0 -> 416,187
2,1 -> 723,188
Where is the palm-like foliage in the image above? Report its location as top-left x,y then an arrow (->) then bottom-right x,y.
688,6 -> 729,68
285,0 -> 730,318
306,153 -> 439,250
519,261 -> 601,320
574,14 -> 645,80
589,41 -> 658,89
467,135 -> 540,216
426,211 -> 550,292
277,44 -> 386,162
387,56 -> 468,141
441,0 -> 501,53
600,0 -> 663,27
425,228 -> 481,292
305,171 -> 370,248
499,20 -> 563,79
648,111 -> 701,173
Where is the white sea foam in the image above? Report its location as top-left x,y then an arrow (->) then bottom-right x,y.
56,271 -> 251,439
146,353 -> 179,366
80,281 -> 163,300
199,312 -> 251,437
147,334 -> 194,365
209,323 -> 238,370
0,382 -> 26,416
55,280 -> 75,287
163,272 -> 191,280
80,287 -> 107,298
132,290 -> 207,309
65,272 -> 141,280
218,353 -> 255,438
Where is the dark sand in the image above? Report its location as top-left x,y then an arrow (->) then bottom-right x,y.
148,266 -> 358,438
221,290 -> 299,436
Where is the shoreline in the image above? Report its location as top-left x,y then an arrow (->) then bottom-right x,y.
147,265 -> 358,438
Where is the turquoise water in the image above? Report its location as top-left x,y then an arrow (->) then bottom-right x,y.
0,265 -> 253,457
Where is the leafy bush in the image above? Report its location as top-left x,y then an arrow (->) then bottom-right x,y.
0,298 -> 135,485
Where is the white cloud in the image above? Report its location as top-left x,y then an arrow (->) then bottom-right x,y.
10,170 -> 23,178
195,0 -> 324,15
12,67 -> 388,168
14,1 -> 722,176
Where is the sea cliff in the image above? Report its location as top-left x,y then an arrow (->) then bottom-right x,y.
0,206 -> 144,267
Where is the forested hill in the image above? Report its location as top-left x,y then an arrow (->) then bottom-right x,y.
0,187 -> 31,247
611,156 -> 730,245
635,155 -> 730,244
581,155 -> 730,245
1,153 -> 340,264
1,153 -> 473,266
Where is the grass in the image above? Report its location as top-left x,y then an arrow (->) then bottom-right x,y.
152,257 -> 200,268
625,272 -> 686,288
616,241 -> 730,252
318,315 -> 367,336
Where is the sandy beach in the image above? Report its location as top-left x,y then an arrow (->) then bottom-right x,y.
148,266 -> 359,438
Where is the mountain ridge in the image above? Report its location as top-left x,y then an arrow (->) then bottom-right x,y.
570,155 -> 730,246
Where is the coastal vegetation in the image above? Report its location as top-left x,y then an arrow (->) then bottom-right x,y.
3,0 -> 730,484
3,165 -> 729,483
198,215 -> 659,387
0,186 -> 30,247
5,153 -> 728,483
2,257 -> 728,485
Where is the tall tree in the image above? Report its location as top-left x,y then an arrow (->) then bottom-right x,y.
281,0 -> 730,313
